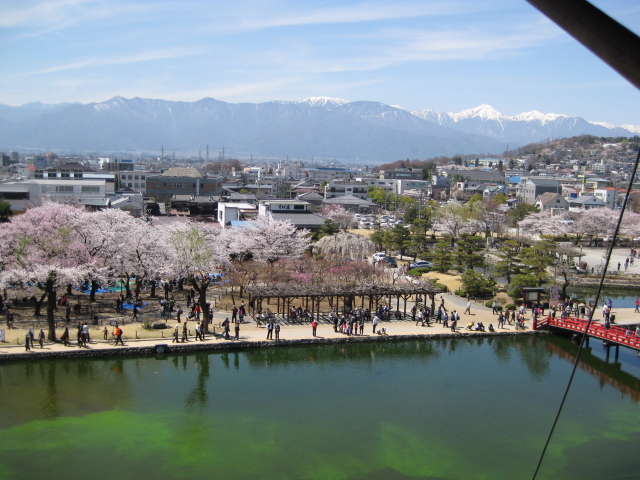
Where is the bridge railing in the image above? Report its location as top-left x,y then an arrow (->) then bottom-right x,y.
545,316 -> 640,350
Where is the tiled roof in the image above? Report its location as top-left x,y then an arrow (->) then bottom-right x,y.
323,195 -> 375,206
297,192 -> 323,200
162,167 -> 204,178
269,212 -> 328,227
527,177 -> 561,186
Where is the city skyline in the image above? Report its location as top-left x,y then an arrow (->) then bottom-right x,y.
2,0 -> 639,126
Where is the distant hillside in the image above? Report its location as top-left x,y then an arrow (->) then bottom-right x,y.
0,97 -> 636,163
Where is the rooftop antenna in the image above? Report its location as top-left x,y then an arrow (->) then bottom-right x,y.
161,145 -> 164,160
206,143 -> 210,162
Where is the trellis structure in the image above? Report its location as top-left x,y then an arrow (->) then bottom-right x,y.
246,279 -> 441,320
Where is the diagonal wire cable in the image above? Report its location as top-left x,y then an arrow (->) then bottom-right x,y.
531,146 -> 640,480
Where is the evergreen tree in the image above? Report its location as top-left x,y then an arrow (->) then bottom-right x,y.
0,200 -> 13,222
495,240 -> 522,283
454,233 -> 486,272
316,219 -> 340,240
430,237 -> 454,273
520,239 -> 556,286
389,224 -> 411,259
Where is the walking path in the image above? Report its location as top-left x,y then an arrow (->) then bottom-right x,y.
2,291 -> 638,359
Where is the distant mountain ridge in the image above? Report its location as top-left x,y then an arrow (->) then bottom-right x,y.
0,96 -> 636,162
412,103 -> 638,145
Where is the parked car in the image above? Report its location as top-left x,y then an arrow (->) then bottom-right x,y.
372,252 -> 387,263
409,260 -> 433,270
380,256 -> 397,268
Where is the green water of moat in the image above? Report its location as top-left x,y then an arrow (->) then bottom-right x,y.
0,336 -> 639,480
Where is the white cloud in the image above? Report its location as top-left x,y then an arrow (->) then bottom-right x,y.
0,0 -> 93,28
236,1 -> 480,30
2,0 -> 168,39
27,47 -> 208,74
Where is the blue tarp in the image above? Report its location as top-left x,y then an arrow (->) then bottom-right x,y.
121,302 -> 149,310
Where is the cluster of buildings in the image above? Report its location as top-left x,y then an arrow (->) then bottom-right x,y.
1,138 -> 638,231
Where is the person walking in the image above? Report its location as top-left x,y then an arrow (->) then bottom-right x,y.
311,319 -> 318,337
464,300 -> 471,315
635,298 -> 639,313
221,318 -> 230,340
82,323 -> 91,343
38,329 -> 45,348
114,326 -> 124,346
450,311 -> 458,332
231,305 -> 238,323
24,333 -> 31,351
234,321 -> 240,340
132,303 -> 139,322
182,321 -> 188,342
172,324 -> 179,343
372,315 -> 379,334
61,327 -> 70,346
275,323 -> 280,340
439,296 -> 447,312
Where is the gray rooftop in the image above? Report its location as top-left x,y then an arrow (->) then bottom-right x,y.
162,167 -> 205,178
323,195 -> 376,206
269,212 -> 328,228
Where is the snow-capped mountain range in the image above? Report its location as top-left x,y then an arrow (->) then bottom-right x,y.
412,103 -> 638,145
0,96 -> 636,162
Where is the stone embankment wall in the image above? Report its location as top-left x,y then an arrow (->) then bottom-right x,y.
0,330 -> 547,363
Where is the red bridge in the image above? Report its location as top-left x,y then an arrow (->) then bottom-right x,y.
538,316 -> 640,351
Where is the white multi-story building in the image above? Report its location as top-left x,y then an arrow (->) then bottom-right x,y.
306,167 -> 359,182
324,180 -> 371,199
593,187 -> 619,209
242,166 -> 268,183
277,162 -> 303,179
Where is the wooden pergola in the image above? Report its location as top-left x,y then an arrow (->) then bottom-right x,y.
246,279 -> 441,320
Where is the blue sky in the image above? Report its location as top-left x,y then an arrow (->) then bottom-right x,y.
1,0 -> 639,125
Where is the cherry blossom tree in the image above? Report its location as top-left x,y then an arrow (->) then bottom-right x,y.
433,203 -> 474,244
70,208 -> 137,300
243,216 -> 310,266
165,222 -> 227,329
573,208 -> 618,246
518,211 -> 564,237
0,203 -> 96,340
621,211 -> 640,239
322,205 -> 356,230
